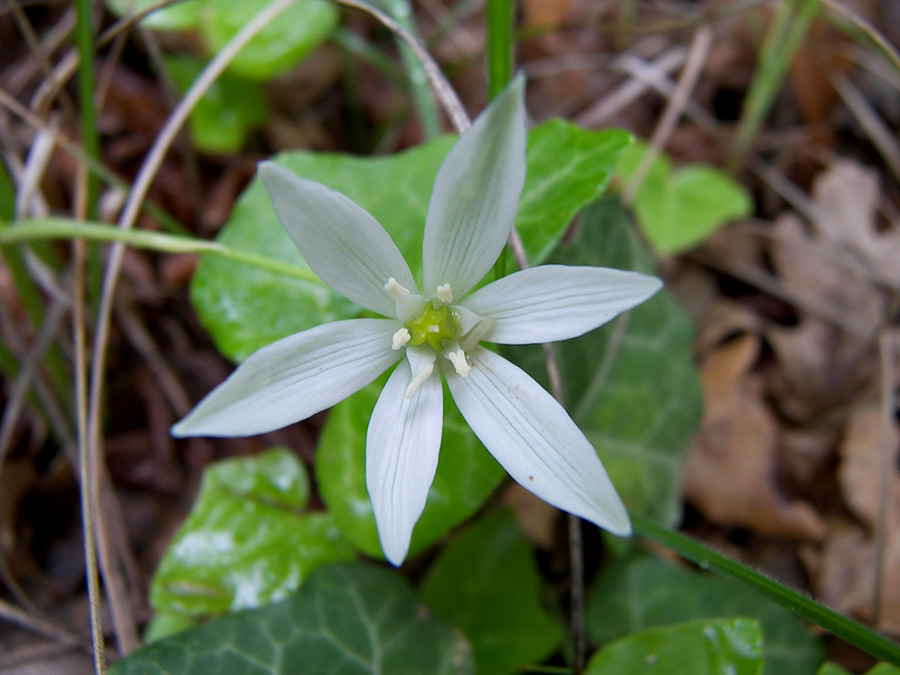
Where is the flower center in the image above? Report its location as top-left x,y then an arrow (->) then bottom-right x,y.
404,301 -> 460,351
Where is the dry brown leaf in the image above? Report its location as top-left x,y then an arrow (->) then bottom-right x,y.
684,334 -> 827,539
766,318 -> 875,423
809,405 -> 900,633
838,405 -> 900,529
811,159 -> 900,290
503,484 -> 560,550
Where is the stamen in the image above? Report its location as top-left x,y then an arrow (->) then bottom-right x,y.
405,363 -> 435,398
436,283 -> 453,304
391,328 -> 410,350
447,349 -> 471,377
384,277 -> 411,301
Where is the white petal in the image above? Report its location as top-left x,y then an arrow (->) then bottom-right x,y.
422,75 -> 526,298
366,359 -> 443,566
461,265 -> 662,344
445,348 -> 630,535
260,162 -> 416,317
172,319 -> 400,437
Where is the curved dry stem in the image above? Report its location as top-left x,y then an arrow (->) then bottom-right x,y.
84,0 -> 302,655
334,0 -> 470,133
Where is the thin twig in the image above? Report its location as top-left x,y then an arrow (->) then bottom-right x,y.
84,0 -> 303,654
622,25 -> 713,205
0,597 -> 83,649
335,0 -> 470,132
832,73 -> 900,182
75,162 -> 107,675
30,0 -> 189,113
816,0 -> 900,74
873,330 -> 895,626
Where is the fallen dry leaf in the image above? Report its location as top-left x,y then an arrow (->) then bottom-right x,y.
811,159 -> 900,290
807,405 -> 900,634
684,334 -> 826,539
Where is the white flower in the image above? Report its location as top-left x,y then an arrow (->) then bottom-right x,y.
172,76 -> 662,566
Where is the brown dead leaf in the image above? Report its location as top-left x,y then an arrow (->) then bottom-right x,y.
503,484 -> 559,550
769,214 -> 882,335
812,159 -> 900,290
837,405 -> 900,530
766,318 -> 876,423
684,334 -> 826,539
808,405 -> 900,634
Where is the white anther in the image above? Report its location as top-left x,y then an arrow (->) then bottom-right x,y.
384,277 -> 411,301
405,363 -> 434,398
436,283 -> 453,304
391,328 -> 410,350
447,349 -> 471,377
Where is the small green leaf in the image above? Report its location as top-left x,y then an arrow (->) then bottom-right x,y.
819,666 -> 900,675
520,122 -> 631,264
112,562 -> 474,675
816,665 -> 851,675
104,0 -> 203,31
164,55 -> 268,154
419,509 -> 563,675
618,141 -> 752,254
818,664 -> 900,675
148,448 -> 354,632
585,617 -> 764,675
586,553 -> 824,675
200,0 -> 338,81
316,377 -> 504,560
506,198 -> 702,525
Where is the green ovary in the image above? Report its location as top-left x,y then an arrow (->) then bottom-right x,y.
404,302 -> 460,351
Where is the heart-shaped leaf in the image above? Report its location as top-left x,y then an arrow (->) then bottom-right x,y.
112,563 -> 474,674
618,141 -> 751,254
164,55 -> 268,154
585,617 -> 764,675
147,449 -> 354,638
586,553 -> 823,675
105,0 -> 203,31
200,0 -> 338,81
419,509 -> 563,675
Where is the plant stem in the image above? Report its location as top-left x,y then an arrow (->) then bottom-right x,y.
0,219 -> 326,285
486,0 -> 514,101
74,0 -> 99,219
631,513 -> 900,667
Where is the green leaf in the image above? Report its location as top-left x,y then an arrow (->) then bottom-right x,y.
148,448 -> 354,634
104,0 -> 203,31
586,553 -> 823,675
618,141 -> 752,254
164,55 -> 268,154
111,562 -> 474,675
520,122 -> 631,264
315,377 -> 504,560
419,509 -> 563,675
506,198 -> 702,525
585,617 -> 764,675
192,121 -> 629,363
200,0 -> 338,81
818,665 -> 900,675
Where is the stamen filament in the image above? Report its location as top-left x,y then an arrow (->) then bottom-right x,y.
405,363 -> 435,398
447,349 -> 471,377
392,328 -> 411,350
